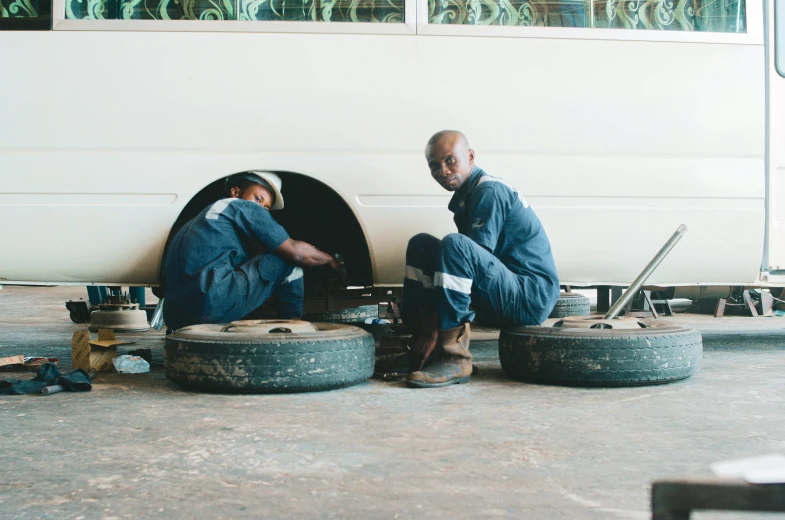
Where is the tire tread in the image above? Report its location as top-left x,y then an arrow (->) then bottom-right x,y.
165,324 -> 374,393
549,294 -> 591,318
499,324 -> 702,387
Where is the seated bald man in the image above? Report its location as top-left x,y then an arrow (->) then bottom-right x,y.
403,131 -> 560,388
164,172 -> 341,331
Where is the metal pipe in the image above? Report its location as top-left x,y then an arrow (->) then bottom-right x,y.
604,224 -> 688,320
150,297 -> 165,331
41,385 -> 64,395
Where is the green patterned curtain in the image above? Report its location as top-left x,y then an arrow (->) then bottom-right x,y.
240,0 -> 403,22
595,0 -> 745,31
429,0 -> 745,31
429,0 -> 585,26
66,0 -> 404,21
66,0 -> 232,19
1,0 -> 39,17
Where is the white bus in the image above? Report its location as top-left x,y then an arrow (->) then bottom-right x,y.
1,0 -> 783,298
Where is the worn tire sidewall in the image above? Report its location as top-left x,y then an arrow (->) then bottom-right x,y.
499,324 -> 702,386
164,323 -> 375,393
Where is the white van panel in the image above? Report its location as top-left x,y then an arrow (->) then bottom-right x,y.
0,31 -> 765,285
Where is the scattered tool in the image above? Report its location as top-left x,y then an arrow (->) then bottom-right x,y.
41,385 -> 64,395
41,370 -> 95,396
604,224 -> 688,321
1,363 -> 94,396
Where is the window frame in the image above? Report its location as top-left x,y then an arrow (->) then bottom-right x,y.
50,0 -> 762,44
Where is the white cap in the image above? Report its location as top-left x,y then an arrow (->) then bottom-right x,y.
248,171 -> 284,210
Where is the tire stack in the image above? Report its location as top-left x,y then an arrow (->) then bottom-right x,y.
306,304 -> 394,345
549,292 -> 591,318
306,305 -> 380,324
305,305 -> 410,378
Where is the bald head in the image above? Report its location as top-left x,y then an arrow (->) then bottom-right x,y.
425,130 -> 475,192
425,130 -> 470,157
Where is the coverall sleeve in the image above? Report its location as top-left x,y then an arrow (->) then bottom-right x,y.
465,184 -> 512,254
231,200 -> 290,250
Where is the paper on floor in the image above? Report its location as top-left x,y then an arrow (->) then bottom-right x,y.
710,454 -> 785,484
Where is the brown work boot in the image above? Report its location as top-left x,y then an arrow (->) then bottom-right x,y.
407,311 -> 439,372
406,323 -> 471,388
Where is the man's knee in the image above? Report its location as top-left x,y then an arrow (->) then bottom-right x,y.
408,232 -> 439,249
439,233 -> 472,258
407,233 -> 440,262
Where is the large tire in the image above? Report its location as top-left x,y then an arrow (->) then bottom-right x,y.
548,293 -> 591,318
499,323 -> 702,387
165,322 -> 375,393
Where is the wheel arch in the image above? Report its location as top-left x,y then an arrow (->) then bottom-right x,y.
153,169 -> 374,297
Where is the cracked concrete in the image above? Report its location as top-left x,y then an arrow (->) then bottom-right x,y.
1,286 -> 785,519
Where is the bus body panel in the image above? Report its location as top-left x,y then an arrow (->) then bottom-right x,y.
0,31 -> 766,286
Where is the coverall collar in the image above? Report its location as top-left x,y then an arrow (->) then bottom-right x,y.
449,166 -> 485,213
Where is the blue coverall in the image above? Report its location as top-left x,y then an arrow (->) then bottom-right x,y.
163,198 -> 304,331
403,167 -> 560,330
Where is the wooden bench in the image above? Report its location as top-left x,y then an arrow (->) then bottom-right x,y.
652,478 -> 785,519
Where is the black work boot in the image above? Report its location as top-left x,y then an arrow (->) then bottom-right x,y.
406,323 -> 471,388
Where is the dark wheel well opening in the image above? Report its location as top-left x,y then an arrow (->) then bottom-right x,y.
154,172 -> 373,298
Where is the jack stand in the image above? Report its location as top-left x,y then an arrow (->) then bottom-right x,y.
619,290 -> 674,319
714,289 -> 773,317
650,291 -> 675,316
596,286 -> 623,314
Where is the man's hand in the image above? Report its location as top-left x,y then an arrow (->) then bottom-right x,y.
331,254 -> 348,286
273,240 -> 349,287
274,239 -> 335,269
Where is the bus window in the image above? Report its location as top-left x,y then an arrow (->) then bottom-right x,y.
428,0 -> 746,32
65,0 -> 404,21
0,0 -> 51,29
778,0 -> 785,76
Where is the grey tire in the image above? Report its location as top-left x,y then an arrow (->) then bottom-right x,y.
499,323 -> 702,387
548,293 -> 591,318
165,322 -> 375,393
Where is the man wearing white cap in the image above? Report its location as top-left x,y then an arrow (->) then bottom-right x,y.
163,171 -> 341,331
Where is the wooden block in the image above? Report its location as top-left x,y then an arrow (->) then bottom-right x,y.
72,330 -> 118,372
72,331 -> 91,372
97,329 -> 116,341
0,354 -> 24,367
89,347 -> 117,373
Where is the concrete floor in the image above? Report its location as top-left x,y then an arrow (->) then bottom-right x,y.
1,286 -> 785,520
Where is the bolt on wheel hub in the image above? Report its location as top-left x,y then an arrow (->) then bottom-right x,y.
89,292 -> 149,333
